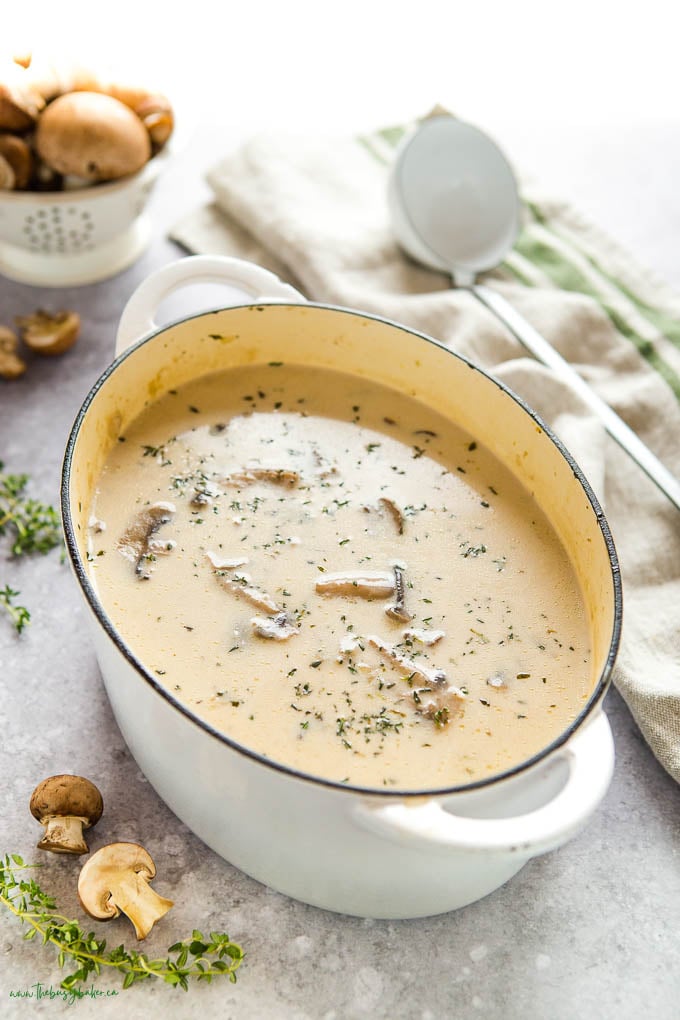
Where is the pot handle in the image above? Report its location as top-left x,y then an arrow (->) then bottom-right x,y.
115,255 -> 305,356
352,710 -> 614,857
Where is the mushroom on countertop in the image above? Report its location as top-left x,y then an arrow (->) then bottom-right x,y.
30,774 -> 103,855
35,91 -> 151,182
78,842 -> 174,940
15,309 -> 80,356
0,325 -> 27,379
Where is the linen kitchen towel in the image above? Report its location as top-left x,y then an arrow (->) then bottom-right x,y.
170,119 -> 680,785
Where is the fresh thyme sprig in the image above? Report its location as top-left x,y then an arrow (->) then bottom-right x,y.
0,855 -> 244,991
0,584 -> 30,632
0,466 -> 61,556
0,463 -> 62,632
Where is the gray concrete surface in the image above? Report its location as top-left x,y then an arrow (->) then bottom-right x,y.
1,123 -> 679,1019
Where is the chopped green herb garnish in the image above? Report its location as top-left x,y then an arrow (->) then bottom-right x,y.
0,855 -> 244,992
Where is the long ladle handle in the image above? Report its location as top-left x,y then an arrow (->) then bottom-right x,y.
471,282 -> 680,513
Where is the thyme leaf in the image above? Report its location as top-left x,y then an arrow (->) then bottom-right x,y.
0,463 -> 62,632
0,855 -> 244,992
0,465 -> 61,556
0,585 -> 30,633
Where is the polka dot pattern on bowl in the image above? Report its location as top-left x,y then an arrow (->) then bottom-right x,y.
22,205 -> 96,254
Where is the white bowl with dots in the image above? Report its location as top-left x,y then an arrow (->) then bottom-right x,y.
0,151 -> 168,287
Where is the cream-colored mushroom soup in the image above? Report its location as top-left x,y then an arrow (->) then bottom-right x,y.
87,362 -> 593,789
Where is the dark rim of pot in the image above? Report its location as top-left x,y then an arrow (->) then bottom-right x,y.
61,302 -> 623,799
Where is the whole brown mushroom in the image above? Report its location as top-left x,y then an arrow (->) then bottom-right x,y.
0,60 -> 44,131
0,154 -> 15,191
0,133 -> 32,189
9,55 -> 174,151
35,91 -> 151,182
30,774 -> 103,855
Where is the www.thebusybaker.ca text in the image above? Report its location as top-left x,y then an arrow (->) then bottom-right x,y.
9,982 -> 119,1005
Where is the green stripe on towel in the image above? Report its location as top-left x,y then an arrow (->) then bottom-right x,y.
526,200 -> 680,352
363,123 -> 680,402
513,230 -> 680,401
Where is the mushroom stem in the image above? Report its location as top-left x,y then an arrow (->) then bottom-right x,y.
37,814 -> 89,855
30,774 -> 103,855
367,634 -> 449,688
78,842 -> 173,940
207,552 -> 282,614
385,564 -> 411,622
117,502 -> 176,579
251,611 -> 299,640
378,497 -> 405,535
109,872 -> 174,941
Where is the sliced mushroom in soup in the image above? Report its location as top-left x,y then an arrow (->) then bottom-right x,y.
86,363 -> 593,790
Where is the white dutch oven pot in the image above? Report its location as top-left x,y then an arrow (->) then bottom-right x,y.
62,256 -> 622,919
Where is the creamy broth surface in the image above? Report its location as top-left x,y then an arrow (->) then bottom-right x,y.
88,363 -> 593,789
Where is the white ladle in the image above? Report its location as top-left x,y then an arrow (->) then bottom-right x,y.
388,114 -> 680,512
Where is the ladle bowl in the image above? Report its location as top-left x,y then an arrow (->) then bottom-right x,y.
388,114 -> 680,511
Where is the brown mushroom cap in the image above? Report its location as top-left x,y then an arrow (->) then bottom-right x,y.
0,133 -> 32,189
30,774 -> 103,854
0,152 -> 15,190
30,774 -> 103,825
0,66 -> 44,131
35,91 -> 151,182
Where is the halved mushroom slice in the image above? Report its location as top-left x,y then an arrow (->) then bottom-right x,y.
205,551 -> 248,571
0,324 -> 26,379
402,626 -> 445,646
15,309 -> 81,356
117,502 -> 176,579
78,842 -> 173,940
366,634 -> 465,728
251,611 -> 299,641
222,466 -> 300,487
416,686 -> 466,728
378,497 -> 405,535
385,563 -> 411,622
367,635 -> 449,689
30,774 -> 103,855
362,497 -> 405,535
316,571 -> 395,599
206,552 -> 280,614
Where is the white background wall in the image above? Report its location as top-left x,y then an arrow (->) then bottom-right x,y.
5,0 -> 680,133
5,0 -> 680,287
